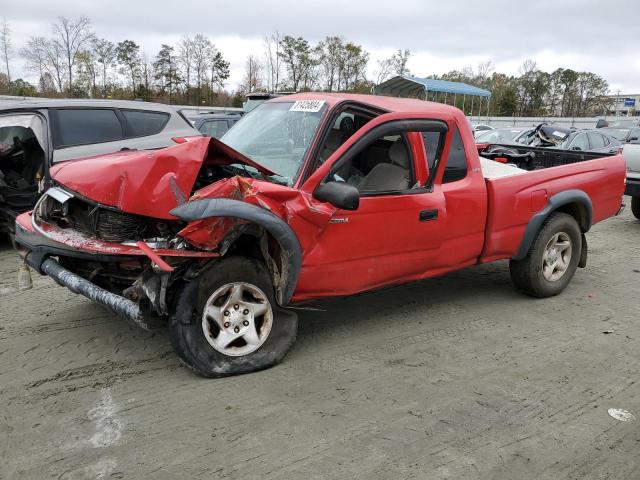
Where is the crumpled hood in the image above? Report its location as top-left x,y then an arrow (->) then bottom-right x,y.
50,136 -> 276,220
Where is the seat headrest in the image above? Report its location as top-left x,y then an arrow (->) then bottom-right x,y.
389,140 -> 410,169
324,129 -> 346,150
339,116 -> 355,135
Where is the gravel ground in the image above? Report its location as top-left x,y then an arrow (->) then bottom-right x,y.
1,202 -> 639,480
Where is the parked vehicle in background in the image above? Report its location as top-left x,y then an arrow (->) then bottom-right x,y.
596,118 -> 640,129
472,123 -> 494,137
190,113 -> 242,138
622,143 -> 640,219
598,127 -> 640,144
0,100 -> 198,244
475,127 -> 533,145
16,93 -> 626,378
244,93 -> 293,113
516,124 -> 622,154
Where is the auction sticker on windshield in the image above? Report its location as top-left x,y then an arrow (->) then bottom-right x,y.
290,100 -> 325,113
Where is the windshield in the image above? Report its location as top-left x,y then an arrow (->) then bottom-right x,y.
601,128 -> 629,141
221,101 -> 327,186
609,119 -> 637,128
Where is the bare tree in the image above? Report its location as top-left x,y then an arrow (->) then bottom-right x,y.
21,36 -> 65,92
476,60 -> 494,80
178,35 -> 194,101
242,55 -> 263,93
392,49 -> 411,77
139,53 -> 153,100
317,36 -> 343,91
375,49 -> 412,84
1,18 -> 12,84
375,57 -> 394,84
191,34 -> 211,104
75,49 -> 98,96
51,16 -> 94,92
92,38 -> 116,97
263,31 -> 282,92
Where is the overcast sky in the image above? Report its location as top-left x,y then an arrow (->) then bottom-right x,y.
4,0 -> 640,94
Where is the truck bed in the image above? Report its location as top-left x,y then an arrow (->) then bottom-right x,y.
478,151 -> 627,263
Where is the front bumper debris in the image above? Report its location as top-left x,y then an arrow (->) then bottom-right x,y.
39,257 -> 150,330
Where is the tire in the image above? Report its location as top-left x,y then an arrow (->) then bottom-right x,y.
631,197 -> 640,220
509,212 -> 581,298
169,256 -> 298,378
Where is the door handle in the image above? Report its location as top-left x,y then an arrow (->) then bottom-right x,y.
419,209 -> 438,221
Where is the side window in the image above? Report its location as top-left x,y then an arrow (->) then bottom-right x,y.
570,133 -> 589,151
442,128 -> 467,183
329,133 -> 415,194
588,132 -> 605,148
54,109 -> 123,148
199,120 -> 229,138
121,110 -> 170,138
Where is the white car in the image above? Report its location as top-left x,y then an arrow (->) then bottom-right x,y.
623,143 -> 640,218
472,123 -> 494,138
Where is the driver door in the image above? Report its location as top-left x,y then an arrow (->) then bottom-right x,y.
296,118 -> 448,299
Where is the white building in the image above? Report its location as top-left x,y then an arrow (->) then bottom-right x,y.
606,93 -> 640,116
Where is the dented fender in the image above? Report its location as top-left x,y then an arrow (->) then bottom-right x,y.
171,198 -> 303,304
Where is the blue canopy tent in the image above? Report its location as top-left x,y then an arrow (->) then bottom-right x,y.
373,75 -> 491,118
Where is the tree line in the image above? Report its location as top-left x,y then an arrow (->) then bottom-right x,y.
0,16 -> 614,115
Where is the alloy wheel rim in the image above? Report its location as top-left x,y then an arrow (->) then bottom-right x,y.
542,232 -> 572,282
201,282 -> 273,356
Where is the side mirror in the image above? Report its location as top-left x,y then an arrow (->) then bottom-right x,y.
595,119 -> 608,129
313,181 -> 359,211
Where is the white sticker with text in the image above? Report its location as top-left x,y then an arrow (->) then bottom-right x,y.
289,100 -> 325,113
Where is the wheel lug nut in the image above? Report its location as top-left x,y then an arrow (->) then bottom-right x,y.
234,304 -> 239,310
243,309 -> 249,315
234,326 -> 240,333
224,322 -> 230,328
223,310 -> 230,316
242,320 -> 249,326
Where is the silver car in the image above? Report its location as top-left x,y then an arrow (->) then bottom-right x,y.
0,99 -> 199,242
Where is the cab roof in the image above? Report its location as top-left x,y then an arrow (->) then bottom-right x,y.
269,92 -> 463,116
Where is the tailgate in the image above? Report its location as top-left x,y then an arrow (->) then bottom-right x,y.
480,154 -> 626,262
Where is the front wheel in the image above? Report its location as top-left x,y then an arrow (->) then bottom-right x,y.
169,256 -> 298,378
509,212 -> 581,298
631,197 -> 640,220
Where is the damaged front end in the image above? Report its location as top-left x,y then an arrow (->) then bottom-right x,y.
17,186 -> 219,329
16,136 -> 334,329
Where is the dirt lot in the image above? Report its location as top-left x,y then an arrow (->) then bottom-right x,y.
1,203 -> 639,480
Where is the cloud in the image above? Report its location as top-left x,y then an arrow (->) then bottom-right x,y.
4,0 -> 640,93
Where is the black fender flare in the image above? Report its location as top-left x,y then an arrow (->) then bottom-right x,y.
171,199 -> 302,305
512,189 -> 592,260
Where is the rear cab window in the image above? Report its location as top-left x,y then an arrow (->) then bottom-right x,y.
441,128 -> 468,183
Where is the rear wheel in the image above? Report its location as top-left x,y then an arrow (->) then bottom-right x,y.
631,197 -> 640,220
169,256 -> 298,378
509,212 -> 581,298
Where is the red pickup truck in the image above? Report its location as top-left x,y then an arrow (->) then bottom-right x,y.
15,93 -> 626,377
